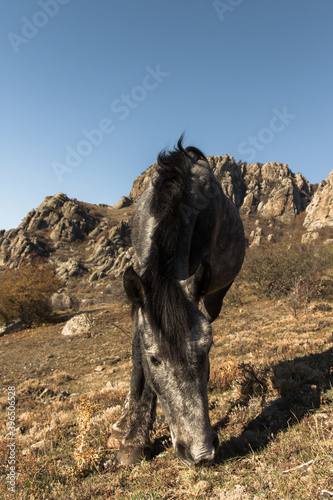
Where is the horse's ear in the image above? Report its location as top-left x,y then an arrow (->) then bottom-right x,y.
123,266 -> 145,307
186,260 -> 211,301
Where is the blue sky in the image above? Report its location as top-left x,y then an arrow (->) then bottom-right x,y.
1,0 -> 333,231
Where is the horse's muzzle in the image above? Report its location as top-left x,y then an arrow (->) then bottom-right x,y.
175,430 -> 219,466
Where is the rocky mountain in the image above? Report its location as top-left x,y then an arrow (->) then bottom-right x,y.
0,155 -> 332,282
0,192 -> 134,281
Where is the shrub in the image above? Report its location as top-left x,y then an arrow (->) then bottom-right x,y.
0,262 -> 62,325
243,242 -> 326,298
242,242 -> 329,316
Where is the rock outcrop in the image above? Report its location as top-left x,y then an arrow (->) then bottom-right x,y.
112,196 -> 132,210
0,228 -> 50,268
0,193 -> 134,280
0,193 -> 99,268
21,193 -> 98,241
129,164 -> 156,202
85,221 -> 133,279
303,170 -> 333,231
208,156 -> 312,222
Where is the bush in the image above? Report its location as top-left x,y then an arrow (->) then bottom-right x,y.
243,243 -> 324,297
242,242 -> 329,316
0,263 -> 62,326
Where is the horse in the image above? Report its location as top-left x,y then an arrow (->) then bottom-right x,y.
109,137 -> 245,466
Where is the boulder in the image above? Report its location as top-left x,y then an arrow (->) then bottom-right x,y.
51,292 -> 75,311
61,313 -> 93,336
301,232 -> 320,244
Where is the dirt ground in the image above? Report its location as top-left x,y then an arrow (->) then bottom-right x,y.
0,278 -> 134,406
1,278 -> 333,499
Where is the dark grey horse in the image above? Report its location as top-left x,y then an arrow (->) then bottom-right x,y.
109,137 -> 245,466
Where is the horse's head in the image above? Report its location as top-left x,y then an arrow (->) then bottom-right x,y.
123,262 -> 218,466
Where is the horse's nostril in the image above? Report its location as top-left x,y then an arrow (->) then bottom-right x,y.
176,440 -> 217,466
175,442 -> 194,465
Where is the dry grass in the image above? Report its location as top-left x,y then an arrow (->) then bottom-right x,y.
1,279 -> 333,499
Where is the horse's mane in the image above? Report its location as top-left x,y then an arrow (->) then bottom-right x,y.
141,136 -> 206,362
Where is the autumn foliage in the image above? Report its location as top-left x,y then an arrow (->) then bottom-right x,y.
0,263 -> 62,325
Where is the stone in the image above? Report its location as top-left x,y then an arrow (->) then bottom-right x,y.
61,313 -> 93,336
0,319 -> 24,337
196,481 -> 212,493
301,232 -> 319,244
56,259 -> 87,280
129,164 -> 157,202
249,226 -> 263,247
94,365 -> 105,372
51,292 -> 74,311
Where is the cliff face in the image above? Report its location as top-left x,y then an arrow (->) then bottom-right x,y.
207,156 -> 312,223
1,155 -> 331,282
303,170 -> 333,231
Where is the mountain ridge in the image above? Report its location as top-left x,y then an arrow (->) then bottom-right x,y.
1,155 -> 332,281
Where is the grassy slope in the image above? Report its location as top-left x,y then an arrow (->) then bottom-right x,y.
0,280 -> 333,499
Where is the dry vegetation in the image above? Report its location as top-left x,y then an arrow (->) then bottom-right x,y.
0,241 -> 333,499
0,262 -> 62,326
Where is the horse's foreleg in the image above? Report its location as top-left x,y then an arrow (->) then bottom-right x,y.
108,332 -> 157,465
202,282 -> 233,322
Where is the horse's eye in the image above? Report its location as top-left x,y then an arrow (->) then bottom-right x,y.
150,355 -> 161,367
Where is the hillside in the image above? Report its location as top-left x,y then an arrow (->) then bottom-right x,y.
0,275 -> 332,498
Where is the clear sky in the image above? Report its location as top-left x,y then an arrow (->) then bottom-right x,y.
1,0 -> 332,231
